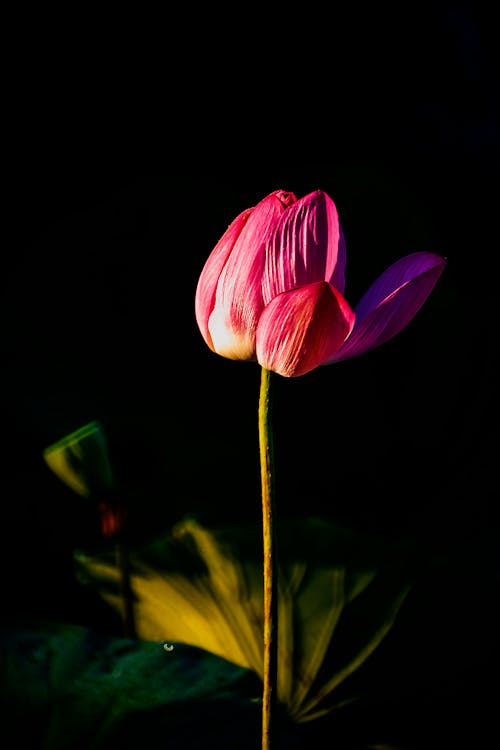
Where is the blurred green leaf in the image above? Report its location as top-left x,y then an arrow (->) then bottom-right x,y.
0,620 -> 263,749
43,420 -> 114,499
76,516 -> 414,723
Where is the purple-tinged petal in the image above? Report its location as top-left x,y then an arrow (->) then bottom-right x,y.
326,251 -> 446,363
263,191 -> 346,303
207,190 -> 297,360
195,207 -> 253,350
256,282 -> 355,377
354,251 -> 447,321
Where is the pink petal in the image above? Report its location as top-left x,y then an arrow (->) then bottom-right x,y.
327,251 -> 446,362
256,282 -> 355,377
262,191 -> 346,304
195,207 -> 253,350
207,190 -> 296,360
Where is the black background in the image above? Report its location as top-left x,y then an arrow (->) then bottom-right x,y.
1,4 -> 499,741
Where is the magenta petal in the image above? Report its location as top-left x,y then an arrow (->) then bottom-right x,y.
195,207 -> 253,350
195,190 -> 296,357
263,191 -> 346,303
327,251 -> 446,362
256,282 -> 355,377
207,190 -> 297,360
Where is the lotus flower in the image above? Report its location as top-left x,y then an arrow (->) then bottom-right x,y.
195,189 -> 446,377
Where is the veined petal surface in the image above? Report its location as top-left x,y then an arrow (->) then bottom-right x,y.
327,251 -> 446,362
195,207 -> 253,350
256,282 -> 355,377
263,191 -> 346,304
208,190 -> 296,360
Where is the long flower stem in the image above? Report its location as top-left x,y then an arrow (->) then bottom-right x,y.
259,367 -> 278,750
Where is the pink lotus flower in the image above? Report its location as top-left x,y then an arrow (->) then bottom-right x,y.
195,189 -> 446,377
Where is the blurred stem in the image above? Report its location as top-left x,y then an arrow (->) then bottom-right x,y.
259,367 -> 277,750
98,498 -> 136,639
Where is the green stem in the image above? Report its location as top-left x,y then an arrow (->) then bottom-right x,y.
259,367 -> 278,750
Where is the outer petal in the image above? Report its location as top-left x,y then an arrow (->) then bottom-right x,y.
326,251 -> 446,363
263,191 -> 346,304
208,190 -> 296,360
256,282 -> 355,377
195,207 -> 254,350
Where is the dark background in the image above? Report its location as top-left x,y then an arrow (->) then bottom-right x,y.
1,4 -> 498,743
